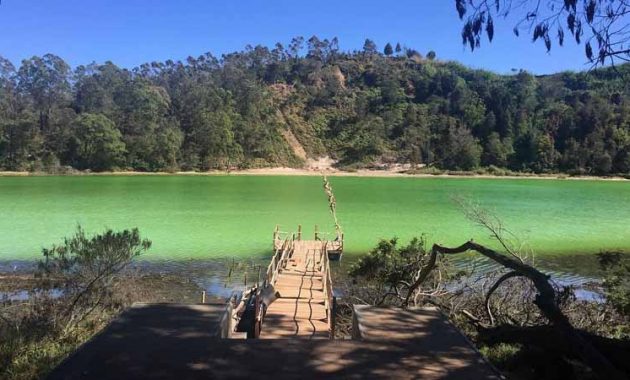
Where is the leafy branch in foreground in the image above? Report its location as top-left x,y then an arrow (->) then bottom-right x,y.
456,0 -> 630,66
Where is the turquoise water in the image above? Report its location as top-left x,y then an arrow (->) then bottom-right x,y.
0,175 -> 629,261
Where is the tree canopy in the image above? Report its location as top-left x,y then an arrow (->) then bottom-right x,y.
1,38 -> 630,175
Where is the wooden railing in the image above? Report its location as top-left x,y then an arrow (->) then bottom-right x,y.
315,230 -> 344,252
265,234 -> 294,287
273,225 -> 295,250
321,240 -> 336,338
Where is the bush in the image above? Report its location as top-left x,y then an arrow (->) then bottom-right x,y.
1,227 -> 151,379
597,251 -> 630,320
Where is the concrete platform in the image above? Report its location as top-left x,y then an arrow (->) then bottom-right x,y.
48,303 -> 500,380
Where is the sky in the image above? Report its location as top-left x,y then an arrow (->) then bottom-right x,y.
0,0 -> 593,75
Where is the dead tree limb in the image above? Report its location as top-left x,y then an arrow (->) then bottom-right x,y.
484,271 -> 523,325
404,239 -> 625,380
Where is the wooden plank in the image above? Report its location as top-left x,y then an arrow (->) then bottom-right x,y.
260,239 -> 331,339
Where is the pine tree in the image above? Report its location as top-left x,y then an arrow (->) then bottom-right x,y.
384,43 -> 394,56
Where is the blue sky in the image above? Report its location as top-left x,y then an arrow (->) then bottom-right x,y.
0,0 -> 591,74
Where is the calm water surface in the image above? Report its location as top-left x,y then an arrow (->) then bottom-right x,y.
0,175 -> 629,263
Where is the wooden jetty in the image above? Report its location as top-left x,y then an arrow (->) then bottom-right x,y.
257,225 -> 342,339
48,225 -> 501,379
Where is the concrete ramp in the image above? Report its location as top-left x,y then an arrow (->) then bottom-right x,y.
352,305 -> 500,378
48,303 -> 500,379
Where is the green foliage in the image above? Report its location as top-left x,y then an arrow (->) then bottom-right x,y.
1,227 -> 151,379
348,237 -> 445,302
383,43 -> 394,56
597,251 -> 630,318
70,113 -> 125,171
1,40 -> 630,174
38,227 -> 151,329
478,343 -> 522,368
39,226 -> 151,289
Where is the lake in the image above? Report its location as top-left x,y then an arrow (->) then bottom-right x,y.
0,175 -> 629,266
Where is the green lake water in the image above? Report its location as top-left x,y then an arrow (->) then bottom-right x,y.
0,175 -> 629,263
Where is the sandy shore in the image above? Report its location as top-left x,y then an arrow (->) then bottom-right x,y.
0,167 -> 628,181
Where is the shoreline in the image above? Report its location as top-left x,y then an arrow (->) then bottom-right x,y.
0,167 -> 628,181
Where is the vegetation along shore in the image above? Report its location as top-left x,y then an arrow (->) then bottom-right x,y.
2,40 -> 630,178
1,168 -> 629,181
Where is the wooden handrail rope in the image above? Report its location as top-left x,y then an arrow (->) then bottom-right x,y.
322,175 -> 343,240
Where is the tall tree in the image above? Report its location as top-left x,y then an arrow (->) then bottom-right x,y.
69,113 -> 125,171
384,43 -> 394,56
17,54 -> 71,133
362,39 -> 378,55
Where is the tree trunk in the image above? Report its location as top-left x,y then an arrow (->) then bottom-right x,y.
405,240 -> 625,380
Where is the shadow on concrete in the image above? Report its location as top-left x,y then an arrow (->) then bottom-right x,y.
48,303 -> 499,380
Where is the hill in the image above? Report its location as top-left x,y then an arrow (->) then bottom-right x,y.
1,37 -> 629,175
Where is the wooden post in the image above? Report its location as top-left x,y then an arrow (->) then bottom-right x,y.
273,224 -> 279,241
297,224 -> 302,241
257,266 -> 261,287
314,224 -> 319,240
201,290 -> 206,304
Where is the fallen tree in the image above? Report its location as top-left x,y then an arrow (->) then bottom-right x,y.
345,199 -> 629,378
402,239 -> 626,379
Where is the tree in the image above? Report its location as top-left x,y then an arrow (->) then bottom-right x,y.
347,204 -> 629,378
362,38 -> 378,55
395,42 -> 402,54
597,251 -> 630,318
307,35 -> 325,61
384,43 -> 394,56
349,237 -> 448,305
1,37 -> 630,175
432,116 -> 482,170
483,132 -> 511,167
426,50 -> 437,60
455,0 -> 630,66
39,226 -> 151,329
116,82 -> 181,171
70,113 -> 125,171
288,36 -> 304,59
17,54 -> 71,132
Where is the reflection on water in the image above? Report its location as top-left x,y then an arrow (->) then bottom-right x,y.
0,252 -> 606,302
0,288 -> 64,301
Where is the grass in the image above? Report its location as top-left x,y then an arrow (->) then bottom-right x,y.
1,325 -> 99,380
479,343 -> 522,368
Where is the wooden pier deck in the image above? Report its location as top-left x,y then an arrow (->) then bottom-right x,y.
260,240 -> 330,339
48,226 -> 501,379
258,226 -> 339,339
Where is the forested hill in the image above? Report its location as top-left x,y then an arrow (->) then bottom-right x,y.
1,38 -> 630,174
